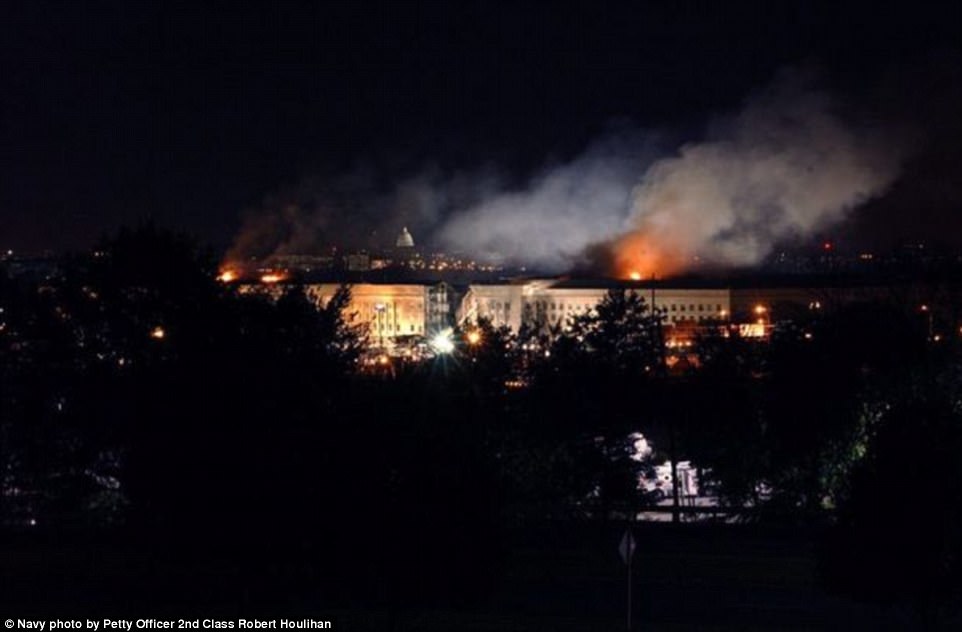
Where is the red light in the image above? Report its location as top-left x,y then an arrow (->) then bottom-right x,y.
823,241 -> 833,251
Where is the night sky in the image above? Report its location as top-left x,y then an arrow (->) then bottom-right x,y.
2,1 -> 959,254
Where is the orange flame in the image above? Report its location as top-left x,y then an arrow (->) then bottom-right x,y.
611,232 -> 686,280
260,272 -> 286,284
217,269 -> 238,283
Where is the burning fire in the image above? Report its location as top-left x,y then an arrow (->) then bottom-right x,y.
611,232 -> 686,280
217,269 -> 238,283
260,272 -> 287,284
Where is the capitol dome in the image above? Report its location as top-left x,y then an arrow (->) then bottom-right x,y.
395,226 -> 415,248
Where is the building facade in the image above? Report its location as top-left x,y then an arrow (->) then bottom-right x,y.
242,278 -> 889,349
459,280 -> 732,334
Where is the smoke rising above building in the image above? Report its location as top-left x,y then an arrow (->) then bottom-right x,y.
612,69 -> 905,278
225,68 -> 908,277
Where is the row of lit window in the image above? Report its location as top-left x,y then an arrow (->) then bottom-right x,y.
669,304 -> 723,312
527,301 -> 589,312
482,300 -> 727,315
483,300 -> 512,313
372,322 -> 423,333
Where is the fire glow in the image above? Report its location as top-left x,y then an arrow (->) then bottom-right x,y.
260,272 -> 287,284
611,232 -> 687,280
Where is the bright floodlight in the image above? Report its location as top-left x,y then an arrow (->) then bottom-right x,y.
431,329 -> 455,354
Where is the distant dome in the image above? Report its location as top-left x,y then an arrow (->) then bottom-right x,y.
395,226 -> 415,248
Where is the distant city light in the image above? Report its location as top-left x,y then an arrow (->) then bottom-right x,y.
754,304 -> 767,315
217,270 -> 238,283
150,326 -> 165,340
466,330 -> 482,346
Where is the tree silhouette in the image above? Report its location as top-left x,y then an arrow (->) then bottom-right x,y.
822,369 -> 962,622
511,289 -> 666,518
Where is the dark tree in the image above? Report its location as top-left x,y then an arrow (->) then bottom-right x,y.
822,369 -> 962,623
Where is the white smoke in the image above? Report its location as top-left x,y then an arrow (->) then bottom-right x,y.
229,68 -> 906,273
623,69 -> 903,268
438,68 -> 905,273
437,130 -> 664,270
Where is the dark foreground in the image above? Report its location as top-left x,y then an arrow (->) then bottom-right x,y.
3,522 -> 954,631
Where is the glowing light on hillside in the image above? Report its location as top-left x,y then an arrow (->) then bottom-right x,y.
629,271 -> 642,281
150,326 -> 165,340
217,270 -> 238,283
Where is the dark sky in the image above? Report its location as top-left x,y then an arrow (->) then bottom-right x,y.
1,1 -> 959,253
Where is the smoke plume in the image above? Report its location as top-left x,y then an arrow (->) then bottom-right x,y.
440,69 -> 905,276
611,69 -> 904,277
226,68 -> 907,276
435,130 -> 666,270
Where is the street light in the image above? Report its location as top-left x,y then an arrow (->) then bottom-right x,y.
431,329 -> 455,354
